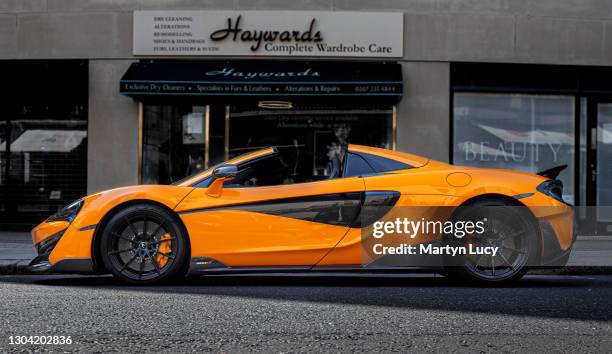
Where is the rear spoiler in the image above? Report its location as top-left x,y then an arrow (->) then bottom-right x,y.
537,165 -> 567,179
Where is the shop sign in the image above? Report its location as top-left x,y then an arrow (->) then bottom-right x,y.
133,11 -> 403,58
119,61 -> 403,100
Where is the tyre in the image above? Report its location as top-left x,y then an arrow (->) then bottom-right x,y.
99,204 -> 189,285
444,198 -> 540,285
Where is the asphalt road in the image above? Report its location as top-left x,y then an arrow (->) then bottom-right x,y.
0,274 -> 611,353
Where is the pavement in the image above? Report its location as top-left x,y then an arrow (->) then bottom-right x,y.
1,231 -> 611,274
0,232 -> 36,260
0,273 -> 611,352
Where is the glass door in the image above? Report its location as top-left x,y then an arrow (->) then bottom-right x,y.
0,117 -> 5,219
142,105 -> 209,184
587,99 -> 612,234
586,97 -> 612,235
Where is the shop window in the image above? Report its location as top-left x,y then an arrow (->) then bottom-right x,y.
453,93 -> 575,204
0,61 -> 88,229
143,103 -> 395,186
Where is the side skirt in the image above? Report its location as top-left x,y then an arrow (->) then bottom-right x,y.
187,257 -> 442,276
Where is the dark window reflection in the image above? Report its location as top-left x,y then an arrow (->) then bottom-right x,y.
142,105 -> 207,184
0,61 -> 88,229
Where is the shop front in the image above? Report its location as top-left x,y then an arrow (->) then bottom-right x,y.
120,60 -> 402,185
121,10 -> 404,185
451,63 -> 612,234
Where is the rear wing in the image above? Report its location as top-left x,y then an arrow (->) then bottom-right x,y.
537,165 -> 567,179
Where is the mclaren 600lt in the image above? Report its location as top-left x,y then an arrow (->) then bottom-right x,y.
29,145 -> 574,284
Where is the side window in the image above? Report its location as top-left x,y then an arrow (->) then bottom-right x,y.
192,156 -> 288,188
344,153 -> 375,177
193,176 -> 213,188
225,155 -> 290,188
360,152 -> 413,172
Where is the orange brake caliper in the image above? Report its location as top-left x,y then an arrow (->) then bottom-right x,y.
156,233 -> 172,267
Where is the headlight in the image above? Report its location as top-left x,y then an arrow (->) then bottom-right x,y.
536,179 -> 564,203
47,199 -> 84,223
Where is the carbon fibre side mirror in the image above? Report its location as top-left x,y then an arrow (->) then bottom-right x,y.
212,164 -> 238,180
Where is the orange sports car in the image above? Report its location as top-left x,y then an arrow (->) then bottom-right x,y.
29,144 -> 574,284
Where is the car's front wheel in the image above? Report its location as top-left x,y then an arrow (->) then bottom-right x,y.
99,204 -> 189,285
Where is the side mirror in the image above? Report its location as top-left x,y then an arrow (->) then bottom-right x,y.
213,164 -> 238,180
207,164 -> 237,198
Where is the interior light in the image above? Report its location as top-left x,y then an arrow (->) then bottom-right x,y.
257,101 -> 293,109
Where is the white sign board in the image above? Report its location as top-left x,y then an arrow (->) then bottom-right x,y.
133,11 -> 403,58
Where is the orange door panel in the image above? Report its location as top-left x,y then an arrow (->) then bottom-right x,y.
361,165 -> 454,198
176,176 -> 365,266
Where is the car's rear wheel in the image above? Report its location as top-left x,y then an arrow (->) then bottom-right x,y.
100,204 -> 189,285
444,199 -> 540,285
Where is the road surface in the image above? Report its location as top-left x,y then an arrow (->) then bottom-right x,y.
0,273 -> 611,352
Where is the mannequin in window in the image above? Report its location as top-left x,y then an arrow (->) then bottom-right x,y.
185,153 -> 204,178
326,123 -> 351,178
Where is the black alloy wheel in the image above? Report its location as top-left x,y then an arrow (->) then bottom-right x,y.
100,204 -> 189,284
444,199 -> 540,284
